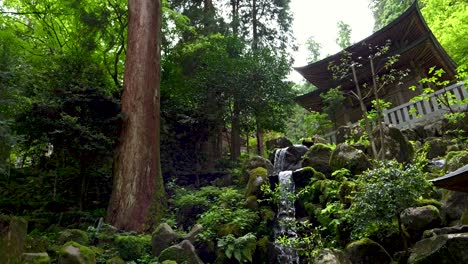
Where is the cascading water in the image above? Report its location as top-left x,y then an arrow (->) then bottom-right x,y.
273,147 -> 300,264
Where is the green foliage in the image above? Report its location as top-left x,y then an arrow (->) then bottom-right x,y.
320,87 -> 345,129
172,186 -> 242,229
198,206 -> 259,241
114,235 -> 151,261
336,21 -> 352,49
275,220 -> 325,259
371,0 -> 468,67
217,233 -> 257,263
366,99 -> 392,125
349,160 -> 432,239
305,36 -> 322,63
304,112 -> 333,136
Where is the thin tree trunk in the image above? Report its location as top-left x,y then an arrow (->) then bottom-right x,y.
370,57 -> 386,160
107,0 -> 165,232
351,64 -> 378,159
231,99 -> 241,160
256,120 -> 264,156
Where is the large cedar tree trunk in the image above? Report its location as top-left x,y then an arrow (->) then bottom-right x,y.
107,0 -> 165,232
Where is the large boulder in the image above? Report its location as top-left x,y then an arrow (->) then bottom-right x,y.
21,253 -> 50,264
265,137 -> 292,151
441,191 -> 468,225
345,238 -> 392,264
423,225 -> 468,238
314,248 -> 351,264
185,224 -> 203,244
335,125 -> 364,144
302,143 -> 333,176
243,156 -> 274,176
271,145 -> 309,173
401,205 -> 442,239
423,120 -> 445,138
0,216 -> 28,264
159,240 -> 204,264
58,229 -> 90,246
245,167 -> 268,197
292,167 -> 326,189
59,241 -> 96,264
424,138 -> 450,159
330,144 -> 371,175
152,223 -> 179,256
444,150 -> 468,173
115,235 -> 150,261
408,233 -> 468,263
373,125 -> 414,163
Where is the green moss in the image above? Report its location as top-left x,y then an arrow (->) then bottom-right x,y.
115,235 -> 150,261
460,209 -> 468,225
245,167 -> 268,197
338,181 -> 356,205
58,229 -> 89,245
161,261 -> 178,264
311,143 -> 333,152
444,150 -> 468,172
416,198 -> 441,209
106,256 -> 125,264
22,253 -> 51,264
59,241 -> 96,264
249,167 -> 268,179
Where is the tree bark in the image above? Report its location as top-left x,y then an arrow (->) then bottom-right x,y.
351,64 -> 378,159
107,0 -> 165,232
370,57 -> 386,160
256,120 -> 264,156
231,99 -> 241,160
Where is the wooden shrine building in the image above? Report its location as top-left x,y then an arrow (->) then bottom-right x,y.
294,1 -> 457,127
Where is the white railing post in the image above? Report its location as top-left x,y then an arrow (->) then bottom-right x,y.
382,82 -> 466,128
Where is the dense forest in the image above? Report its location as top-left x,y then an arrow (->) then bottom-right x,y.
1,0 -> 468,263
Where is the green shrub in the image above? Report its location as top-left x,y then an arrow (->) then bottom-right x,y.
114,235 -> 151,261
217,233 -> 257,262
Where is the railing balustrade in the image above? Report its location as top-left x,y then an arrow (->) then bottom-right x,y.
322,82 -> 467,143
382,82 -> 467,128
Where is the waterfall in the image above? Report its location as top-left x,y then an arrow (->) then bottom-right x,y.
273,147 -> 300,264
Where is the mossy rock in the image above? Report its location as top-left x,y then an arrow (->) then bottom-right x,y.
242,156 -> 274,179
22,253 -> 51,264
338,181 -> 356,205
161,261 -> 178,264
245,167 -> 268,197
115,235 -> 150,261
373,125 -> 414,163
444,150 -> 468,173
106,256 -> 125,264
59,241 -> 96,264
301,144 -> 333,176
345,238 -> 392,264
424,138 -> 450,159
292,166 -> 325,189
245,195 -> 258,210
416,198 -> 441,209
159,240 -> 203,264
0,216 -> 28,264
58,229 -> 89,246
330,144 -> 371,176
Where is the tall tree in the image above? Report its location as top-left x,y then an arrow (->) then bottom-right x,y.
336,21 -> 352,49
305,36 -> 322,63
369,0 -> 413,30
107,0 -> 165,231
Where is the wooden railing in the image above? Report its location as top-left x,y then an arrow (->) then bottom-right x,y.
322,82 -> 467,142
382,82 -> 467,128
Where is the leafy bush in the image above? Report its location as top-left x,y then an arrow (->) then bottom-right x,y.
172,186 -> 244,229
217,233 -> 257,262
349,160 -> 431,249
